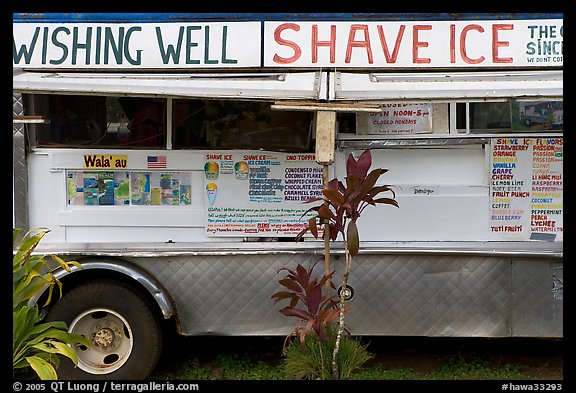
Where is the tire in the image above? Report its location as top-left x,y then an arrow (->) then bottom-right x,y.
45,279 -> 163,380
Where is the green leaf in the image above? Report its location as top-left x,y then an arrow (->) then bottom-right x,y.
48,254 -> 82,272
25,356 -> 58,380
347,220 -> 360,257
13,306 -> 41,351
13,228 -> 23,246
13,231 -> 47,268
14,275 -> 52,309
12,227 -> 87,380
29,321 -> 69,336
31,340 -> 80,365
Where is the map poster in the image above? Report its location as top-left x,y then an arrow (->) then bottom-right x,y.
489,137 -> 563,241
203,152 -> 324,237
66,170 -> 192,207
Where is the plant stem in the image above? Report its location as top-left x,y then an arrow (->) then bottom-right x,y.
331,246 -> 352,380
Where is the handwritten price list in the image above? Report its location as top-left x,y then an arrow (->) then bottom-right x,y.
205,153 -> 323,236
490,138 -> 563,240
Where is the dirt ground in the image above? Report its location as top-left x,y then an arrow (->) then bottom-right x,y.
154,335 -> 563,380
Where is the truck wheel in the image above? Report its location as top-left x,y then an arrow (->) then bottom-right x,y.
45,279 -> 163,380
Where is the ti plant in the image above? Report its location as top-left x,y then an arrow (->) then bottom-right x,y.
13,228 -> 90,380
271,260 -> 347,350
295,149 -> 399,379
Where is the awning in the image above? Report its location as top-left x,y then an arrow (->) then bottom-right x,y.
13,69 -> 563,102
12,69 -> 326,100
331,70 -> 563,101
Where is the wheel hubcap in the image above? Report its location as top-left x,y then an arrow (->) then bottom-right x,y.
69,309 -> 134,375
93,327 -> 115,348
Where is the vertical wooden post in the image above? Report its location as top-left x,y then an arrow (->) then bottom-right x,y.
322,165 -> 331,296
315,111 -> 336,165
314,111 -> 336,294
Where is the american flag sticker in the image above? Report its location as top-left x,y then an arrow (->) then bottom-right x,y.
147,155 -> 167,168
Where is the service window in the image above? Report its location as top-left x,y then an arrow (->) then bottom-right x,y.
457,100 -> 563,134
25,94 -> 314,152
339,99 -> 563,137
172,99 -> 314,152
25,94 -> 167,148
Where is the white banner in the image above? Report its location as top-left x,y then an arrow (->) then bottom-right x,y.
14,19 -> 562,69
13,22 -> 261,69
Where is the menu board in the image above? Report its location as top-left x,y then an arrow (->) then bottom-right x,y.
203,152 -> 324,236
489,137 -> 563,241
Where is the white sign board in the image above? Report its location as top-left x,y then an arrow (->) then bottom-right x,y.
203,152 -> 324,236
14,19 -> 562,69
13,22 -> 262,69
357,103 -> 433,134
264,20 -> 563,68
489,137 -> 563,241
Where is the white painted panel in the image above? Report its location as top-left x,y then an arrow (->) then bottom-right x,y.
58,207 -> 203,227
65,227 -> 210,243
27,153 -> 67,242
338,147 -> 487,185
357,196 -> 490,241
27,145 -> 504,243
335,147 -> 491,241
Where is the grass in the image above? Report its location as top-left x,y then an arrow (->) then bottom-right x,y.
282,331 -> 374,380
153,351 -> 532,381
150,336 -> 562,381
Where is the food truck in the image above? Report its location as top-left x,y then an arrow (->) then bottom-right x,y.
13,12 -> 563,379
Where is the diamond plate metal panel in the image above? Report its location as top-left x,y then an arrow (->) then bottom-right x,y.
341,255 -> 510,336
132,254 -> 320,335
511,259 -> 563,337
13,92 -> 28,230
128,253 -> 562,337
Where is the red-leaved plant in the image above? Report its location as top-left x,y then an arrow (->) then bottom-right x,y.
294,149 -> 399,379
271,260 -> 348,350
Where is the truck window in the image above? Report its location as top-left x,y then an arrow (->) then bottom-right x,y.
27,94 -> 314,152
172,99 -> 314,152
339,99 -> 563,137
27,94 -> 166,149
457,100 -> 563,133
